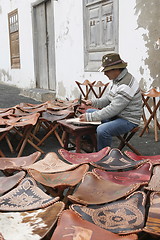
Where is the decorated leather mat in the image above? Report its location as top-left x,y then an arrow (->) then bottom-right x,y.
0,108 -> 14,117
0,171 -> 26,195
28,164 -> 89,188
93,162 -> 152,186
51,209 -> 138,240
145,165 -> 160,191
7,112 -> 40,127
68,172 -> 142,205
0,151 -> 41,171
41,111 -> 74,122
13,107 -> 35,116
17,104 -> 47,113
0,201 -> 65,240
47,99 -> 77,110
143,192 -> 160,236
23,152 -> 79,173
0,177 -> 59,211
70,191 -> 146,234
58,147 -> 111,164
124,151 -> 160,165
90,149 -> 148,171
18,102 -> 46,108
46,108 -> 74,115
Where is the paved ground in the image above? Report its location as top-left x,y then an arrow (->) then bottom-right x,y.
0,81 -> 159,157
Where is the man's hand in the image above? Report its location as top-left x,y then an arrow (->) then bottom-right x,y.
79,113 -> 87,122
81,99 -> 92,105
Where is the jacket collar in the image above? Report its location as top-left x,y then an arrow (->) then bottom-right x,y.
113,68 -> 128,83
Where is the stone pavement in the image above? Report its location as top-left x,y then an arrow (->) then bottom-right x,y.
0,81 -> 160,157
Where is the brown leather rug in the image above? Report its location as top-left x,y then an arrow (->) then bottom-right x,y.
0,171 -> 26,195
41,110 -> 74,122
0,177 -> 59,211
90,149 -> 148,171
47,99 -> 77,111
0,125 -> 13,134
18,102 -> 47,108
58,146 -> 111,164
46,108 -> 74,115
143,192 -> 160,236
68,172 -> 142,205
124,150 -> 160,165
0,107 -> 13,113
0,151 -> 41,171
0,201 -> 65,240
93,162 -> 152,186
70,191 -> 147,234
145,165 -> 160,191
51,209 -> 138,240
24,152 -> 79,173
13,107 -> 34,116
16,104 -> 47,114
28,164 -> 89,188
7,112 -> 40,127
0,108 -> 14,117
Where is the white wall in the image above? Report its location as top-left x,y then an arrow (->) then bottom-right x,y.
119,0 -> 151,90
0,0 -> 158,98
54,0 -> 108,100
0,0 -> 36,88
0,1 -> 12,82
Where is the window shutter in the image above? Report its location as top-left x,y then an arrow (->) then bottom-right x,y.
84,0 -> 118,71
8,9 -> 21,69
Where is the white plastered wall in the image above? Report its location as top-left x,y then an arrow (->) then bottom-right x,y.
119,0 -> 152,90
0,0 -> 157,97
0,0 -> 36,88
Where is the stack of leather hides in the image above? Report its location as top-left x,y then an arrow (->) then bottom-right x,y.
1,147 -> 160,240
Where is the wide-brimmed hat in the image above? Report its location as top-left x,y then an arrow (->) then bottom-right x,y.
98,53 -> 127,72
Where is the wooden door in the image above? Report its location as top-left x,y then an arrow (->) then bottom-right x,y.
32,0 -> 56,90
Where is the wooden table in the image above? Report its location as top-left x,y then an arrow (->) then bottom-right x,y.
57,119 -> 97,153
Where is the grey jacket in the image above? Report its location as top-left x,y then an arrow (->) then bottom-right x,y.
86,69 -> 142,125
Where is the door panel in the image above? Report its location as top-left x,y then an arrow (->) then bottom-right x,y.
46,0 -> 56,90
33,0 -> 56,90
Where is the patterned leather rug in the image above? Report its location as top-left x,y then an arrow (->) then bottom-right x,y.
143,192 -> 160,236
23,152 -> 79,173
124,150 -> 160,165
28,164 -> 89,189
51,209 -> 138,240
58,146 -> 111,164
0,151 -> 41,171
0,201 -> 65,240
68,172 -> 142,205
0,177 -> 59,211
0,171 -> 26,195
93,162 -> 152,186
70,191 -> 146,234
145,165 -> 160,191
91,149 -> 148,171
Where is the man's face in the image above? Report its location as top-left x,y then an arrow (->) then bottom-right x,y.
104,69 -> 121,80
